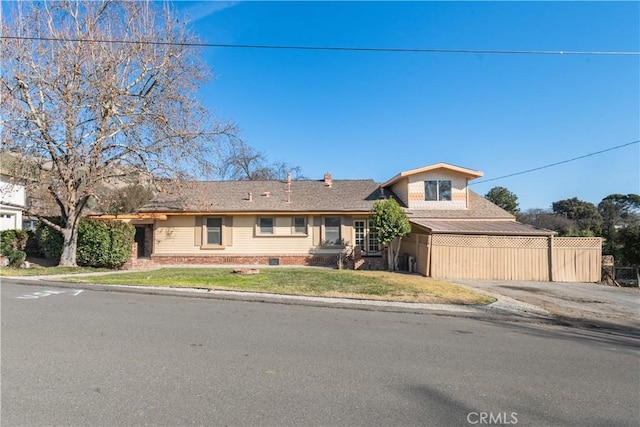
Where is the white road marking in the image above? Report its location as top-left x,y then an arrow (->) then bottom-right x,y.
15,289 -> 84,299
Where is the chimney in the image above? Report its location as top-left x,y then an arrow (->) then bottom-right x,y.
287,173 -> 292,184
324,172 -> 333,187
247,192 -> 252,202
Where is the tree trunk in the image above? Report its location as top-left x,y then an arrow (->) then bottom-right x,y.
393,238 -> 402,271
58,219 -> 80,267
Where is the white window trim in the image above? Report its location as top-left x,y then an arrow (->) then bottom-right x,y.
354,219 -> 381,255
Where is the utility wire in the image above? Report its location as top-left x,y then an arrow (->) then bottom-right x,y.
471,140 -> 640,185
2,35 -> 639,56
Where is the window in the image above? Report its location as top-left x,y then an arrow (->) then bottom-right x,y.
206,218 -> 222,245
259,217 -> 274,234
324,217 -> 342,246
425,180 -> 452,201
368,224 -> 380,253
293,217 -> 306,234
354,220 -> 380,254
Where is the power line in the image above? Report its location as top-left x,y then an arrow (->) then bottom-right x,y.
471,140 -> 640,185
2,35 -> 639,56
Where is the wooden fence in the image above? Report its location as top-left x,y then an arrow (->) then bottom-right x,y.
400,234 -> 602,282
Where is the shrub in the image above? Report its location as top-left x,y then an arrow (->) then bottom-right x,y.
35,219 -> 64,260
6,249 -> 26,267
0,229 -> 28,253
0,229 -> 29,267
76,219 -> 135,268
35,218 -> 135,268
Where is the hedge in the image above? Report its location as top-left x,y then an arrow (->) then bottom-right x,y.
35,218 -> 135,268
0,229 -> 28,267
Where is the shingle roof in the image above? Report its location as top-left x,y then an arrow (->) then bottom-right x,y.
140,181 -> 514,222
139,179 -> 391,213
410,219 -> 555,236
405,191 -> 515,219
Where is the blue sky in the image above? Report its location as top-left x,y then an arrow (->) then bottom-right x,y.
172,1 -> 639,210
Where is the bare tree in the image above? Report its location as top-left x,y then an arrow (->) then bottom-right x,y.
97,183 -> 156,215
1,1 -> 236,266
216,139 -> 305,181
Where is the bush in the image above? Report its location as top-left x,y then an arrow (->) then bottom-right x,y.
35,218 -> 135,268
1,229 -> 28,253
0,229 -> 29,267
35,219 -> 64,260
76,219 -> 135,268
6,249 -> 27,267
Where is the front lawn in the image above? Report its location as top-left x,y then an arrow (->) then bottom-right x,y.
0,266 -> 109,276
61,267 -> 495,305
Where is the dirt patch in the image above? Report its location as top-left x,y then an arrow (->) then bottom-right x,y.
25,257 -> 58,267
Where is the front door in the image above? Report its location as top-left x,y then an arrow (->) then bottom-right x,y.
134,226 -> 146,258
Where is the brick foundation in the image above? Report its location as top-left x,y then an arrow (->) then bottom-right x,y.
122,248 -> 385,271
149,254 -> 339,267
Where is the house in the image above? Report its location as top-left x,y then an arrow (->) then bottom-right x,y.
96,163 -> 602,282
0,151 -> 56,231
0,172 -> 26,231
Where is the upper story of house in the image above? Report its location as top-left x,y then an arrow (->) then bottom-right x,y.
380,163 -> 483,210
0,173 -> 26,208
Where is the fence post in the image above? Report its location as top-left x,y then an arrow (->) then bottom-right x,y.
426,234 -> 432,277
548,235 -> 554,282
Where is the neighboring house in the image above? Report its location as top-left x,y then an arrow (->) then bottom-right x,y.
95,163 -> 602,282
0,151 -> 54,231
0,173 -> 26,231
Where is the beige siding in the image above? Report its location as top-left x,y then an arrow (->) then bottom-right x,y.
231,216 -> 314,254
389,178 -> 409,206
154,216 -> 199,253
399,234 -> 429,275
405,171 -> 468,209
153,215 -> 352,256
422,234 -> 602,282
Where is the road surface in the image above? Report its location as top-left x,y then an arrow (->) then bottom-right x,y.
2,282 -> 638,426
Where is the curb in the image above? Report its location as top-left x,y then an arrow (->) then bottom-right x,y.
6,276 -> 638,335
2,276 -> 563,325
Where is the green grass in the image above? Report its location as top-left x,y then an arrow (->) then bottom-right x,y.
0,266 -> 109,276
61,267 -> 495,305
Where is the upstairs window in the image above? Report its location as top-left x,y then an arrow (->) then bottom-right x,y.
425,180 -> 452,201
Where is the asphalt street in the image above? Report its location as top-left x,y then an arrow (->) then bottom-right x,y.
2,282 -> 639,426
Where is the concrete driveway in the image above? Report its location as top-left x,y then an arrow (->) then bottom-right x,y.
453,279 -> 640,333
